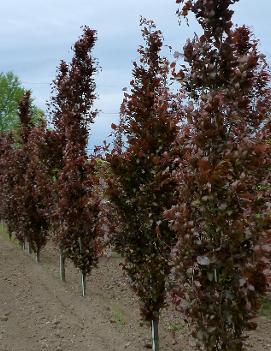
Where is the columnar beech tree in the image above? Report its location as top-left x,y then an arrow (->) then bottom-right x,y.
14,92 -> 50,258
0,91 -> 50,257
166,1 -> 271,350
0,92 -> 33,245
0,132 -> 19,240
19,123 -> 51,261
50,27 -> 103,294
107,19 -> 180,350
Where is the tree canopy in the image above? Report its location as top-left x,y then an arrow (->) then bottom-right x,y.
0,72 -> 44,133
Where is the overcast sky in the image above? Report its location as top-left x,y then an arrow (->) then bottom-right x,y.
1,0 -> 270,149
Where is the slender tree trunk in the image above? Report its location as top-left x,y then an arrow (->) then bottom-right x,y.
36,249 -> 40,263
80,271 -> 86,297
19,241 -> 24,250
0,221 -> 4,234
27,241 -> 32,254
60,248 -> 66,282
151,314 -> 159,351
78,237 -> 86,297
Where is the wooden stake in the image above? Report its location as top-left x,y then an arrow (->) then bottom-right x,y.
60,249 -> 66,282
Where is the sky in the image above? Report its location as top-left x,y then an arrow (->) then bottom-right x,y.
1,0 -> 270,150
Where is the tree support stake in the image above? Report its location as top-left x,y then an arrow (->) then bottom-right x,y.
60,248 -> 66,282
151,317 -> 159,351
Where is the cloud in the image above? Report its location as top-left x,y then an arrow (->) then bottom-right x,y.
2,0 -> 270,151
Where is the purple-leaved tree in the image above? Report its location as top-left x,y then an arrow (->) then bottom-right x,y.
166,1 -> 271,349
107,18 -> 181,350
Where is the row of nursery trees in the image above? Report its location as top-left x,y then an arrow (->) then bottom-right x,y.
0,1 -> 271,350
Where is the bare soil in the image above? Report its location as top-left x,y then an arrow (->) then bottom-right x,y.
0,233 -> 271,351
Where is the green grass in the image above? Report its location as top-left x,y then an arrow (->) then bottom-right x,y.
111,304 -> 126,326
0,221 -> 20,247
0,221 -> 9,239
259,297 -> 271,319
167,322 -> 184,333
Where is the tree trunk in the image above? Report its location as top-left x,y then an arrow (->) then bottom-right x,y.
151,315 -> 159,351
60,248 -> 66,282
27,241 -> 32,254
80,271 -> 86,297
78,237 -> 86,297
36,249 -> 40,263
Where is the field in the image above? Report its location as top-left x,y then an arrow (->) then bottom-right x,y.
0,227 -> 271,351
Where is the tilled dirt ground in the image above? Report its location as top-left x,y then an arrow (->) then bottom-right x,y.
1,233 -> 271,351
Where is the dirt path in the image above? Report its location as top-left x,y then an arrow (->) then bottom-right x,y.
0,235 -> 191,351
0,234 -> 271,351
0,237 -> 116,351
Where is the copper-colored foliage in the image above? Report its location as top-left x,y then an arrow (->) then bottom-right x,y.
107,18 -> 181,322
50,27 -> 104,275
0,91 -> 51,256
168,0 -> 271,349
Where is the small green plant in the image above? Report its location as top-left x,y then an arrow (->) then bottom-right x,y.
167,322 -> 184,333
112,304 -> 126,326
0,221 -> 8,238
259,297 -> 271,319
0,221 -> 19,246
257,184 -> 271,191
